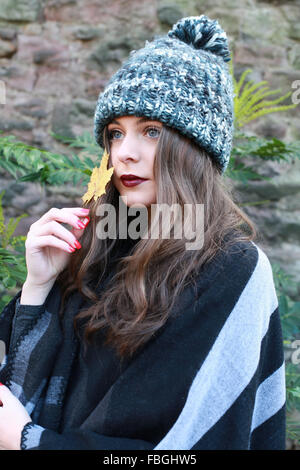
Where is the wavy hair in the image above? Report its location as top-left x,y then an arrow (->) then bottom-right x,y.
57,123 -> 259,359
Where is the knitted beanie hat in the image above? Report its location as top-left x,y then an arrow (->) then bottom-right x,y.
94,15 -> 234,174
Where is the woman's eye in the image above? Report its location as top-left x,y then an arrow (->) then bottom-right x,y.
108,130 -> 121,140
146,127 -> 161,138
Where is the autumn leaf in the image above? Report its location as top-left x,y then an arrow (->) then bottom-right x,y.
82,149 -> 114,203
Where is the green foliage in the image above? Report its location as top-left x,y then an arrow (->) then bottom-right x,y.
227,130 -> 300,186
0,190 -> 27,311
271,262 -> 300,444
228,53 -> 298,128
0,131 -> 98,186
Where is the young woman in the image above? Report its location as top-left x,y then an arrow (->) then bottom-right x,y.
0,15 -> 286,450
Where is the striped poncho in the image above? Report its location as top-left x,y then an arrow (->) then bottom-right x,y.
0,236 -> 286,450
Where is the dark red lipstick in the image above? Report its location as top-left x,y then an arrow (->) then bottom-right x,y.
120,174 -> 148,187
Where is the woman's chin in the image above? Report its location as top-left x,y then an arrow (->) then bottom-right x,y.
120,196 -> 150,210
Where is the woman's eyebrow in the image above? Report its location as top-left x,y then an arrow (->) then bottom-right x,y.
109,117 -> 162,126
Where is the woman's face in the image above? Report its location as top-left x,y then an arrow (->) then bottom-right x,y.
107,115 -> 162,211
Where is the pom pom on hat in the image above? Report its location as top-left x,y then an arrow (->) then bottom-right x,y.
167,15 -> 231,63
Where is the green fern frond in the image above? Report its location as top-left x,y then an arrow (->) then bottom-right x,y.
237,90 -> 296,127
238,87 -> 279,115
243,92 -> 293,119
235,82 -> 269,114
229,54 -> 298,128
240,105 -> 298,127
1,214 -> 28,249
235,86 -> 271,124
0,133 -> 97,186
0,191 -> 5,235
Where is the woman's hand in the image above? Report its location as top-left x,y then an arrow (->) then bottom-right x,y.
21,206 -> 90,305
0,383 -> 32,450
24,207 -> 90,288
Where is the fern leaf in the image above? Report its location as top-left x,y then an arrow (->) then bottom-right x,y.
1,213 -> 28,249
234,68 -> 253,97
237,83 -> 269,112
240,105 -> 298,127
236,86 -> 271,125
0,191 -> 5,234
244,90 -> 294,116
246,91 -> 295,115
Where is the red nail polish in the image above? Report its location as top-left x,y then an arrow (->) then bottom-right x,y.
73,240 -> 81,249
82,217 -> 90,227
0,382 -> 4,386
77,221 -> 85,229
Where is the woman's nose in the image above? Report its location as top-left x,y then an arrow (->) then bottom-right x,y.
116,135 -> 140,163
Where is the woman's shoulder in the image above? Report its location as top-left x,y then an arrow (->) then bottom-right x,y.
217,230 -> 274,276
192,233 -> 277,306
224,235 -> 274,283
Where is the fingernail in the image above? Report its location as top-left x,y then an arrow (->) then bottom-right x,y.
77,220 -> 86,229
73,240 -> 81,249
0,382 -> 4,386
82,217 -> 90,227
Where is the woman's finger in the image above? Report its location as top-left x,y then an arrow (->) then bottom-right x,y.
27,221 -> 79,249
25,234 -> 76,254
31,207 -> 90,231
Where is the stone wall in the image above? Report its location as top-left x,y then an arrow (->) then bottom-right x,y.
0,0 -> 300,299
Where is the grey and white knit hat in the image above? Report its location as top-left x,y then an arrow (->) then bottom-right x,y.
94,15 -> 234,174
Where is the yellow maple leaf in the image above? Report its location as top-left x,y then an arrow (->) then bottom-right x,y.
82,149 -> 114,203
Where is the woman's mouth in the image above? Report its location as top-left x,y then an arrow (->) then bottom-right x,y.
121,178 -> 148,187
120,175 -> 148,187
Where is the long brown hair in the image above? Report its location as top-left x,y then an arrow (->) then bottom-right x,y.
57,123 -> 259,359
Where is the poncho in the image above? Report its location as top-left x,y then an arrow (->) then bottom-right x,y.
0,236 -> 286,450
